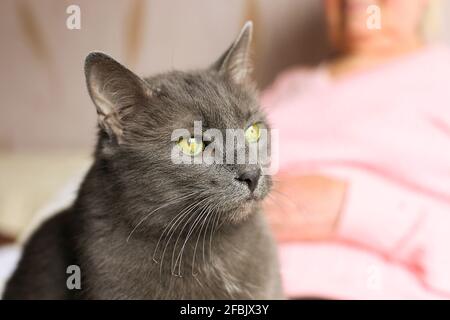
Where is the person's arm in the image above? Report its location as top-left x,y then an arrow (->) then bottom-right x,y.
267,169 -> 450,297
265,174 -> 347,242
337,169 -> 450,297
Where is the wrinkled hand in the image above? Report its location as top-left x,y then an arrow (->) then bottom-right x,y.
264,174 -> 348,242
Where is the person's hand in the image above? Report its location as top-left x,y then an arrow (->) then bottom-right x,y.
264,174 -> 348,242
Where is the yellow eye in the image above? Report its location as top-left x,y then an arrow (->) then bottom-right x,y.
245,123 -> 262,143
177,137 -> 204,156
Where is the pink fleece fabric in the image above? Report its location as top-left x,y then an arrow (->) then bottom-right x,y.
262,45 -> 450,299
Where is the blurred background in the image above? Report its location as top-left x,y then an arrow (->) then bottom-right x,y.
0,0 -> 332,240
2,0 -> 450,239
1,0 -> 450,299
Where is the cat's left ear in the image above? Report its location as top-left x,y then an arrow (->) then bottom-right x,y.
212,21 -> 253,84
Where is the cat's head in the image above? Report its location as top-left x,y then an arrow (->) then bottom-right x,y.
84,22 -> 272,230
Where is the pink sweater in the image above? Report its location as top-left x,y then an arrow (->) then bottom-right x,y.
262,45 -> 450,299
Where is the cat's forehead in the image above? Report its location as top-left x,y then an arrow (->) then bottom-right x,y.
144,71 -> 262,129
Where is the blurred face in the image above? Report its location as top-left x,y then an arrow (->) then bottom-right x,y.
325,0 -> 429,53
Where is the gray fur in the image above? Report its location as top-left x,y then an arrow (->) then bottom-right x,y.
3,22 -> 282,300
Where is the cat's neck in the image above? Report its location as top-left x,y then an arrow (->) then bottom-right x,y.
75,161 -> 268,277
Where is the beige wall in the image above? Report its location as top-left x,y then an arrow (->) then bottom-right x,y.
1,0 -> 448,151
0,0 -> 329,151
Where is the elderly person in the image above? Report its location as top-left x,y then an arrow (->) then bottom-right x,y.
264,0 -> 450,299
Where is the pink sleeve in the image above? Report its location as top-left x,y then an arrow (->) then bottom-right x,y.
414,208 -> 450,296
260,68 -> 306,110
260,73 -> 291,110
335,169 -> 450,298
279,242 -> 446,299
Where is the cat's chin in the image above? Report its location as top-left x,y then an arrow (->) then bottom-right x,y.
228,198 -> 261,223
241,200 -> 257,215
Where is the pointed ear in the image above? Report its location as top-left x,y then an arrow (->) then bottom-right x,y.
84,52 -> 151,144
212,21 -> 253,84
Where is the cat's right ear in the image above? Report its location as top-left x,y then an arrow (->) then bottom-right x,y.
84,52 -> 151,144
211,21 -> 253,84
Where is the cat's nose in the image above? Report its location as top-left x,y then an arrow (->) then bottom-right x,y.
236,168 -> 261,193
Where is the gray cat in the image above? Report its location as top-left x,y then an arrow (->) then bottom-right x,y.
3,22 -> 282,299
